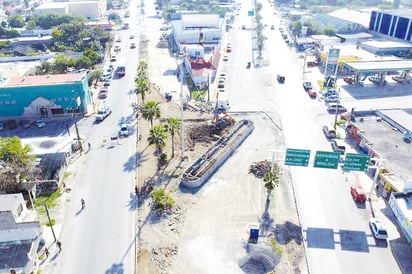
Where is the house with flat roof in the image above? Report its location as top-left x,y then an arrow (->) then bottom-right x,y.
0,73 -> 92,119
0,193 -> 42,274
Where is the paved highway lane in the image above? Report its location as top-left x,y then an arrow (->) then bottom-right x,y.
227,2 -> 402,274
46,4 -> 144,273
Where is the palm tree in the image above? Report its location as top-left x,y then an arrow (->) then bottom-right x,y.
135,77 -> 150,103
135,61 -> 150,103
263,170 -> 279,195
141,100 -> 161,128
165,117 -> 181,158
148,125 -> 168,167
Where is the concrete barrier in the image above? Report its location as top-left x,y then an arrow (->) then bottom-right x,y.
181,119 -> 254,188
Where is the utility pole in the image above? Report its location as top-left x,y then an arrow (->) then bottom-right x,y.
44,205 -> 57,242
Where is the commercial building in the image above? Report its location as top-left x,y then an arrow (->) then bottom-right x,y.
34,0 -> 107,19
369,9 -> 412,42
0,73 -> 92,119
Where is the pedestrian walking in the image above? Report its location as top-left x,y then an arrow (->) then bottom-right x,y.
44,247 -> 50,258
56,240 -> 62,252
81,198 -> 85,209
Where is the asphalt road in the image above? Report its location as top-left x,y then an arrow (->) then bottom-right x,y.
223,1 -> 402,274
47,3 -> 142,273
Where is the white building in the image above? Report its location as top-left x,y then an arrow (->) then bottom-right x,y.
171,14 -> 225,45
0,193 -> 42,274
34,0 -> 106,19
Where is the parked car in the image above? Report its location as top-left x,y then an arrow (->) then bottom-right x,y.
226,43 -> 232,52
218,83 -> 225,89
303,81 -> 313,91
327,103 -> 347,113
369,218 -> 388,240
114,45 -> 121,52
95,107 -> 112,121
110,55 -> 117,62
307,60 -> 320,67
98,89 -> 109,99
322,125 -> 337,139
308,88 -> 317,98
223,55 -> 229,61
129,34 -> 135,39
322,89 -> 337,97
325,95 -> 339,103
20,120 -> 31,129
271,25 -> 275,30
277,74 -> 285,84
36,119 -> 46,128
103,79 -> 111,87
350,185 -> 367,202
130,43 -> 136,49
331,139 -> 346,154
119,123 -> 131,137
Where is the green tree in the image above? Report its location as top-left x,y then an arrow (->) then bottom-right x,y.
141,100 -> 161,128
135,61 -> 151,103
263,170 -> 279,195
25,20 -> 37,30
148,125 -> 168,166
8,15 -> 25,28
165,117 -> 180,158
151,188 -> 175,213
323,25 -> 336,36
0,137 -> 35,191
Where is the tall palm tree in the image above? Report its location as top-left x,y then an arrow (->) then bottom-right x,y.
135,77 -> 150,103
141,100 -> 161,128
166,117 -> 181,158
263,170 -> 279,195
148,125 -> 168,167
135,61 -> 150,103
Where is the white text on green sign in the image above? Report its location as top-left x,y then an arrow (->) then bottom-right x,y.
285,149 -> 310,167
314,151 -> 340,169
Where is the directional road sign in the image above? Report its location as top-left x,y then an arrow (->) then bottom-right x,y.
285,148 -> 310,167
313,151 -> 341,169
343,153 -> 371,171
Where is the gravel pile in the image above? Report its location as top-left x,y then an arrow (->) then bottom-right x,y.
239,244 -> 280,274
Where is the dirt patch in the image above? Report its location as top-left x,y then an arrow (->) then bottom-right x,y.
136,31 -> 307,274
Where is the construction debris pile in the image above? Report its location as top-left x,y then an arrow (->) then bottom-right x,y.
187,118 -> 235,149
151,244 -> 178,269
249,160 -> 273,178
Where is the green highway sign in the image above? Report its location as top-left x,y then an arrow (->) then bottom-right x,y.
343,153 -> 371,171
285,148 -> 310,167
313,151 -> 341,169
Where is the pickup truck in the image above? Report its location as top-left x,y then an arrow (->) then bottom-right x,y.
95,107 -> 111,121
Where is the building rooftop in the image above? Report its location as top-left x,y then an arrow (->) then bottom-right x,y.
0,193 -> 21,212
352,110 -> 412,181
3,73 -> 84,87
392,192 -> 412,221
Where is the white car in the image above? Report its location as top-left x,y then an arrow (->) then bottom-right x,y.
223,55 -> 229,61
325,95 -> 339,103
119,123 -> 131,137
369,218 -> 388,240
36,119 -> 46,128
95,107 -> 111,121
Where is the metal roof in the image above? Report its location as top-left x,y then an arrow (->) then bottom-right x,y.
343,60 -> 412,72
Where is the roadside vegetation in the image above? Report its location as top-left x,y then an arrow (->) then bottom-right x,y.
0,137 -> 36,192
135,61 -> 181,169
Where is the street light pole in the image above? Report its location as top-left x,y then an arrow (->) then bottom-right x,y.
178,56 -> 186,160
